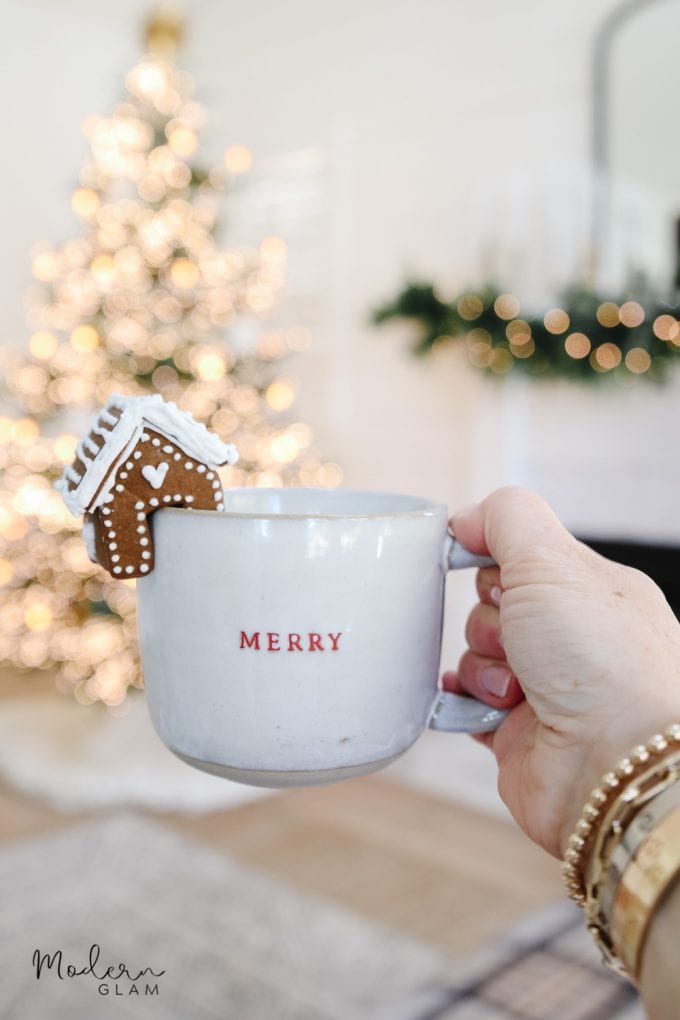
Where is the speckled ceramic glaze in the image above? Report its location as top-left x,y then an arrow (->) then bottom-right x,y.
137,488 -> 505,787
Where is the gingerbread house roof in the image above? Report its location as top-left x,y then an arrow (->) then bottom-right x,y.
55,393 -> 238,516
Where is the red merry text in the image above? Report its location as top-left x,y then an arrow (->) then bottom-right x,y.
239,631 -> 342,652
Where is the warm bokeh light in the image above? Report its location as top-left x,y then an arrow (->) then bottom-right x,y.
543,308 -> 570,335
265,379 -> 295,411
457,293 -> 484,321
493,294 -> 520,320
625,347 -> 652,374
619,301 -> 645,328
224,144 -> 253,174
195,350 -> 227,381
653,314 -> 679,342
510,337 -> 535,359
24,602 -> 53,632
54,434 -> 79,463
0,48 -> 339,707
564,333 -> 591,359
29,331 -> 58,360
506,319 -> 532,344
490,347 -> 513,374
466,328 -> 493,368
592,342 -> 622,371
166,124 -> 197,157
169,256 -> 199,289
70,325 -> 100,353
71,187 -> 101,219
596,302 -> 620,328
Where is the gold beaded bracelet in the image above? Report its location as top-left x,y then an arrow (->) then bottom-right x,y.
561,724 -> 680,976
562,725 -> 680,904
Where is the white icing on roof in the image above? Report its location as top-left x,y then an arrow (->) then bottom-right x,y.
55,393 -> 238,517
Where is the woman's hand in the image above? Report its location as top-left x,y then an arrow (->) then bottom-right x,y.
444,487 -> 680,858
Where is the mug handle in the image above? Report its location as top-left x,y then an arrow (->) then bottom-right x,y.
427,534 -> 509,735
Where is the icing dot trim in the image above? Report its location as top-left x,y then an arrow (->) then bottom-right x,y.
140,564 -> 149,573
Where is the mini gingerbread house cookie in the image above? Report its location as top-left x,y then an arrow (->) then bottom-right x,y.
55,394 -> 238,579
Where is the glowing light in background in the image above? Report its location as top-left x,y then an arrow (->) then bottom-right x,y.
543,308 -> 570,335
564,333 -> 591,359
224,144 -> 253,174
493,294 -> 520,320
0,32 -> 341,707
596,302 -> 620,328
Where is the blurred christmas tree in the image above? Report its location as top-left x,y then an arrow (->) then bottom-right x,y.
0,12 -> 341,709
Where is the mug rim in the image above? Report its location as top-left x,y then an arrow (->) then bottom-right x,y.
161,486 -> 447,520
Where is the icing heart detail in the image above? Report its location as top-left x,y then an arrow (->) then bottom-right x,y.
141,462 -> 169,489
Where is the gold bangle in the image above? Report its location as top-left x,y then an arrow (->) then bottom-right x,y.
611,807 -> 680,980
597,778 -> 680,922
562,724 -> 680,904
582,750 -> 680,974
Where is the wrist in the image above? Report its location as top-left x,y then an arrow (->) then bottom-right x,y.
561,724 -> 680,983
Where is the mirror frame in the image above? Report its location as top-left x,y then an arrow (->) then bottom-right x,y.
591,0 -> 673,280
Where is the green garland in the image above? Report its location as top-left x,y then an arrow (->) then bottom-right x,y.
372,281 -> 680,382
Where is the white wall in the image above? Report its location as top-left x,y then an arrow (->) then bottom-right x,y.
5,0 -> 679,815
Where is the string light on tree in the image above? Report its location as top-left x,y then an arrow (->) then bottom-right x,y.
0,12 -> 341,707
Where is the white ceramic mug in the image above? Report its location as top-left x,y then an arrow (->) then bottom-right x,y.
137,487 -> 507,787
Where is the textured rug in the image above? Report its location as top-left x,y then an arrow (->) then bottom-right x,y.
0,814 -> 643,1020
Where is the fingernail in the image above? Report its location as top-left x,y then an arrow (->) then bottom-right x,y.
480,665 -> 512,699
490,586 -> 502,607
450,503 -> 475,526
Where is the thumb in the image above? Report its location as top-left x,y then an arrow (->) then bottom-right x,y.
450,487 -> 575,566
